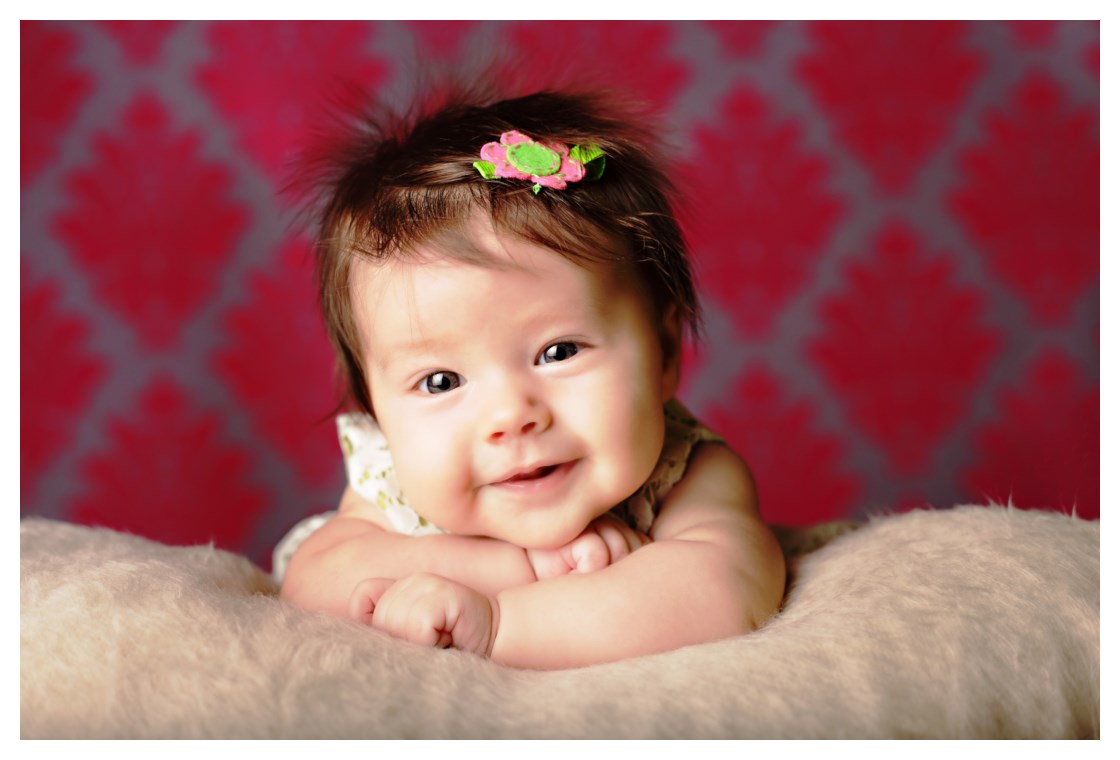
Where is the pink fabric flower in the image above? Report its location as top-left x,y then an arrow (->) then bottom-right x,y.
478,131 -> 587,191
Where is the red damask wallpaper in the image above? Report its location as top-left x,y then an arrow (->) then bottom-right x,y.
20,20 -> 1100,569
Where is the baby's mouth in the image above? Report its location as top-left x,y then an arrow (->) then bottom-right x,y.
502,464 -> 559,483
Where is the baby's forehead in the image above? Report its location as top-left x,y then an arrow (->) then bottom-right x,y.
350,242 -> 652,367
357,222 -> 626,285
344,210 -> 655,351
351,237 -> 623,303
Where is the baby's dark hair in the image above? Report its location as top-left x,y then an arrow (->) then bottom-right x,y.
302,83 -> 700,416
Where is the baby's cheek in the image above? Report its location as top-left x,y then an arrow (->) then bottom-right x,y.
600,430 -> 662,505
393,446 -> 456,519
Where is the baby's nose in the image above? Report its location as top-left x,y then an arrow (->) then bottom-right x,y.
484,389 -> 550,442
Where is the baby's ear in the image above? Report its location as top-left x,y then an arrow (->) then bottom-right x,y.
658,306 -> 683,403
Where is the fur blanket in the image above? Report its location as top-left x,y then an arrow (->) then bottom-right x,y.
20,506 -> 1099,739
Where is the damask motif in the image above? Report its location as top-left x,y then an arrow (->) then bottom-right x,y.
1086,45 -> 1099,76
798,21 -> 983,192
703,368 -> 861,526
685,84 -> 842,336
1085,39 -> 1100,77
950,72 -> 1099,325
214,237 -> 341,489
20,21 -> 90,187
703,20 -> 776,58
1006,20 -> 1057,48
97,20 -> 178,63
21,267 -> 105,498
197,21 -> 392,186
502,21 -> 691,109
810,222 -> 1001,473
70,379 -> 268,549
407,20 -> 479,59
963,352 -> 1098,519
54,94 -> 248,349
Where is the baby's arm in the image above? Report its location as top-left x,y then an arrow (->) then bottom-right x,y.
360,443 -> 785,668
280,488 -> 645,618
280,486 -> 536,618
495,443 -> 784,667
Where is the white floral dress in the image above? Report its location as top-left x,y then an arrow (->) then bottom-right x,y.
272,399 -> 723,583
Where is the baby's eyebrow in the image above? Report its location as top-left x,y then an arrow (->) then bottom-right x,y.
372,335 -> 449,372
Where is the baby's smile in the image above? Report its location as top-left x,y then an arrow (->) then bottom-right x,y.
488,460 -> 578,492
502,464 -> 559,482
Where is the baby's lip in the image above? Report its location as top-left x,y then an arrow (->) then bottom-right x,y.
491,460 -> 572,486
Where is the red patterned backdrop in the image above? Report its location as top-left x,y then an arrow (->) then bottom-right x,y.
21,20 -> 1100,570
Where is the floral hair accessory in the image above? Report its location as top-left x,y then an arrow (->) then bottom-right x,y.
473,131 -> 605,194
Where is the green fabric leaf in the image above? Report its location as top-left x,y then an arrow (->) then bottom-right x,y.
570,144 -> 604,165
584,155 -> 606,181
473,160 -> 497,179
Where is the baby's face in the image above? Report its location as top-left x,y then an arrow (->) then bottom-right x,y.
351,226 -> 677,549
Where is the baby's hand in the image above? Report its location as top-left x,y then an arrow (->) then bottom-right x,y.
348,574 -> 496,656
526,513 -> 651,580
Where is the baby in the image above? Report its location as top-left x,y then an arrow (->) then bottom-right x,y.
276,86 -> 786,669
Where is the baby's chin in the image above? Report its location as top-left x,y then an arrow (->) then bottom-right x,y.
499,512 -> 611,551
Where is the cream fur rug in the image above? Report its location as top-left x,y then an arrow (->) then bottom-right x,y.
20,506 -> 1099,738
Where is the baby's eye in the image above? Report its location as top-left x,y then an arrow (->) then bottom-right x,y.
537,341 -> 581,364
419,371 -> 462,394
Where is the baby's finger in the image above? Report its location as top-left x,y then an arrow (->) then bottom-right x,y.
570,532 -> 610,573
406,601 -> 453,648
625,525 -> 653,550
526,547 -> 571,580
595,522 -> 632,564
600,517 -> 651,555
347,577 -> 396,625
